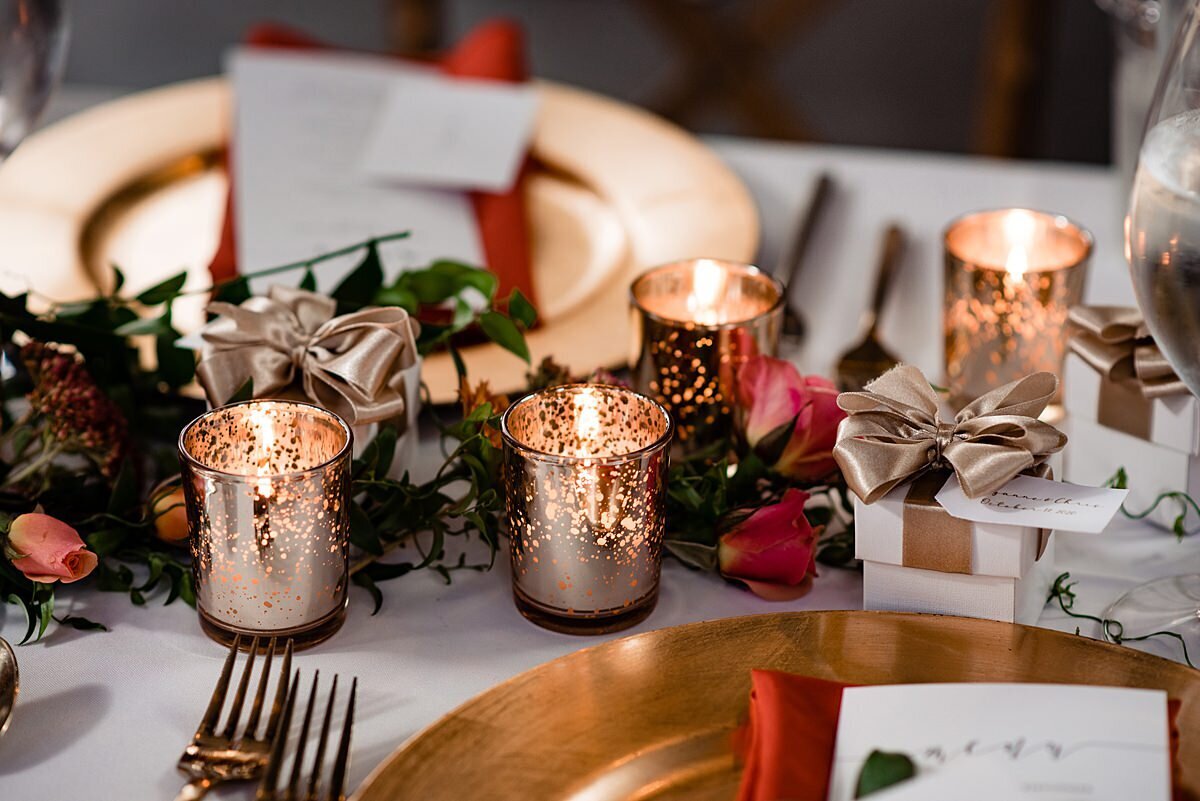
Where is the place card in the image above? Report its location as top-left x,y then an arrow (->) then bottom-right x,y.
228,48 -> 484,289
934,474 -> 1128,533
829,683 -> 1171,801
360,75 -> 538,192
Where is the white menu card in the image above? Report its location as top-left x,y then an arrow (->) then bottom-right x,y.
829,684 -> 1171,801
228,48 -> 484,290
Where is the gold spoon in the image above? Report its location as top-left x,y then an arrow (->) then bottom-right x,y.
835,223 -> 907,392
0,636 -> 16,739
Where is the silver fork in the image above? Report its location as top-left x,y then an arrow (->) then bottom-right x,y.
175,636 -> 294,801
258,669 -> 357,801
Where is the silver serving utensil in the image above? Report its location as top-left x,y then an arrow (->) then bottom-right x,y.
776,172 -> 835,340
0,635 -> 17,739
835,223 -> 907,392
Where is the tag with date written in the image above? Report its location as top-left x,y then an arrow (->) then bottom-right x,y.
934,474 -> 1128,533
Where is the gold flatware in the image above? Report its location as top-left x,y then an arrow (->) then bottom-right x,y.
175,636 -> 293,801
0,636 -> 16,739
835,223 -> 906,391
353,610 -> 1200,800
258,670 -> 357,801
776,172 -> 835,340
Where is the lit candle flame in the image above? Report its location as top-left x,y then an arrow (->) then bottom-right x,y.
574,390 -> 602,458
248,406 -> 276,498
686,259 -> 729,325
1002,210 -> 1036,281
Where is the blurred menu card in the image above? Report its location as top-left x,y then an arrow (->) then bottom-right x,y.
228,48 -> 488,289
828,684 -> 1170,801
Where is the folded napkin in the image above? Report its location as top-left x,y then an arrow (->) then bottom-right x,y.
733,671 -> 1189,801
209,19 -> 536,307
735,670 -> 851,801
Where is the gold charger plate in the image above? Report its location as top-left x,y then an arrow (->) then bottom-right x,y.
0,77 -> 758,404
353,611 -> 1199,801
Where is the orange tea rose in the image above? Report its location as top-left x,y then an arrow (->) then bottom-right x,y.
6,513 -> 98,584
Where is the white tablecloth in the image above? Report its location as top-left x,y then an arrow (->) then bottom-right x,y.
2,121 -> 1197,800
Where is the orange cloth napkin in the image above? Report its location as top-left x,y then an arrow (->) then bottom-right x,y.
734,670 -> 850,801
208,20 -> 536,307
734,671 -> 1189,801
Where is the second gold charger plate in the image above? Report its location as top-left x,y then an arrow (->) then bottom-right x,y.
353,610 -> 1199,800
0,77 -> 758,404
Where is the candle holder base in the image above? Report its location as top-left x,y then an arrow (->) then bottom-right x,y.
512,586 -> 659,635
198,600 -> 348,652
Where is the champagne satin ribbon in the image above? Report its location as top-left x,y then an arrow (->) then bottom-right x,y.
196,286 -> 420,426
1067,305 -> 1187,399
833,364 -> 1066,503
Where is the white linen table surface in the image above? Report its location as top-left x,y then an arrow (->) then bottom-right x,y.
1,89 -> 1196,800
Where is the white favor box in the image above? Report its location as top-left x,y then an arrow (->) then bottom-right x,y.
1062,352 -> 1200,454
854,479 -> 1054,624
863,536 -> 1055,625
1064,416 -> 1200,532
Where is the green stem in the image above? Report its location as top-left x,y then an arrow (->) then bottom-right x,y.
4,442 -> 64,488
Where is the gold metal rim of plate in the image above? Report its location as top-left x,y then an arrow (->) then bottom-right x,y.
352,610 -> 1199,801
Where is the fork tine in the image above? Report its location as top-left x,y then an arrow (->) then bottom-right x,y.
305,675 -> 338,799
244,637 -> 277,738
327,678 -> 356,801
197,634 -> 240,737
222,635 -> 260,739
287,671 -> 320,798
256,669 -> 299,801
264,639 -> 294,741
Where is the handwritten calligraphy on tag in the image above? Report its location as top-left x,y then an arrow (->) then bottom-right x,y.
934,475 -> 1127,533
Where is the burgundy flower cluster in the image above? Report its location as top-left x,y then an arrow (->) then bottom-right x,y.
20,341 -> 128,478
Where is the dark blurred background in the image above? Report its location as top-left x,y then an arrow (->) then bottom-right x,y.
61,0 -> 1115,163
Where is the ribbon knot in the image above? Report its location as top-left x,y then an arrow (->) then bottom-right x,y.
1067,306 -> 1187,398
196,285 -> 421,427
833,364 -> 1066,503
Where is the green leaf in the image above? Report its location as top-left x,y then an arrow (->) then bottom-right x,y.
855,750 -> 916,798
332,241 -> 384,312
299,267 -> 318,292
107,458 -> 138,514
213,276 -> 252,305
113,315 -> 174,337
478,311 -> 530,363
754,412 -> 800,467
56,615 -> 108,632
349,503 -> 383,556
228,377 -> 255,404
156,334 -> 196,388
87,529 -> 128,557
352,572 -> 383,615
663,540 -> 719,572
373,285 -> 419,312
135,271 -> 188,305
429,260 -> 497,299
508,288 -> 537,328
372,425 -> 399,477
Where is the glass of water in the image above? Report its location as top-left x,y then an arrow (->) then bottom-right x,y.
0,0 -> 69,160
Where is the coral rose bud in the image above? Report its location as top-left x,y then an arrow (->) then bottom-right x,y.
717,489 -> 819,601
7,513 -> 98,584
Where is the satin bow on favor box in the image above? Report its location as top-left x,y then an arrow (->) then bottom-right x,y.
196,286 -> 420,427
832,365 -> 1067,503
1068,306 -> 1187,399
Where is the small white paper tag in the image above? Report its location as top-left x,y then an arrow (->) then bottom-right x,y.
934,474 -> 1128,533
360,74 -> 539,192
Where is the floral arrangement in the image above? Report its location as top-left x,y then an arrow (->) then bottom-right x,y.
0,233 -> 532,641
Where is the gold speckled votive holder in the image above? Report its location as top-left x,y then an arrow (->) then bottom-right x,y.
179,400 -> 353,651
944,209 -> 1091,408
630,259 -> 783,453
501,384 -> 673,635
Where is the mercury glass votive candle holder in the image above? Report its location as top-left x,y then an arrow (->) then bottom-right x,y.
944,209 -> 1091,408
501,384 -> 673,635
179,400 -> 353,650
630,258 -> 783,452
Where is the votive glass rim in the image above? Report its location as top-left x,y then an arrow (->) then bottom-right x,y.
942,207 -> 1094,273
178,399 -> 354,482
629,258 -> 786,329
500,383 -> 674,466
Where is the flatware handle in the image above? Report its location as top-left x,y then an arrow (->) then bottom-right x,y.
778,172 -> 834,288
867,223 -> 906,330
175,778 -> 213,801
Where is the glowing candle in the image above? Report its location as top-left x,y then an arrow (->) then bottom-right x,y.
501,384 -> 673,635
179,400 -> 353,650
944,209 -> 1092,408
630,259 -> 783,451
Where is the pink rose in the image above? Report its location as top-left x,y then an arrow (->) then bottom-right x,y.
6,513 -> 98,584
717,489 -> 819,601
737,356 -> 846,482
